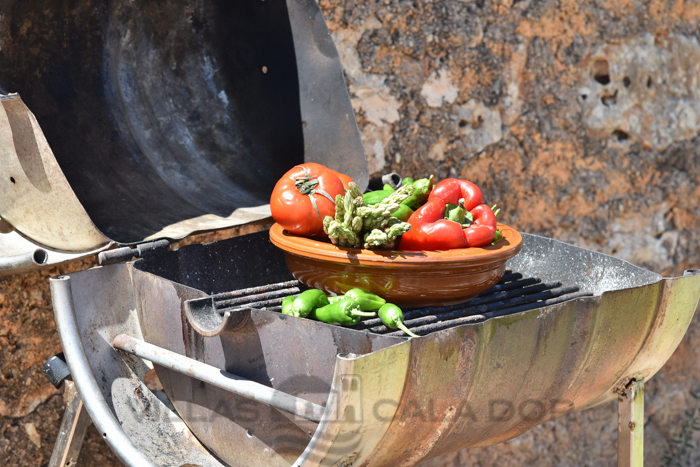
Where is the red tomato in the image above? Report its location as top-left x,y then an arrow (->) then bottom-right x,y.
334,172 -> 354,190
270,164 -> 345,236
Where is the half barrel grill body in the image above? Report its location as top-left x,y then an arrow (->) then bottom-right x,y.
52,229 -> 700,467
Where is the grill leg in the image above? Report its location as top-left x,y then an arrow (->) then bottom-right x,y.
49,380 -> 91,467
617,378 -> 644,467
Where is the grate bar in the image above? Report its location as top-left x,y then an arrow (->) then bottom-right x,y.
480,277 -> 540,294
498,272 -> 523,283
215,287 -> 301,308
212,280 -> 301,301
464,280 -> 558,306
205,272 -> 593,337
217,297 -> 288,316
475,289 -> 593,320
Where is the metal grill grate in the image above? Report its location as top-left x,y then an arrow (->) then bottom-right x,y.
214,280 -> 301,315
209,271 -> 593,336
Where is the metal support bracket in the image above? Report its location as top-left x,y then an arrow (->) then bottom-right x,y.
617,378 -> 644,467
48,380 -> 91,467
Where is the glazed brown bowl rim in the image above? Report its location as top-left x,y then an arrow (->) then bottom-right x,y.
269,222 -> 523,267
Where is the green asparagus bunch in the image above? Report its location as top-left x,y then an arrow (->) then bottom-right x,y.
323,182 -> 413,249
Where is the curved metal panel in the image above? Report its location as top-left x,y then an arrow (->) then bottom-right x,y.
287,0 -> 368,189
305,272 -> 700,466
0,95 -> 110,251
50,266 -> 225,467
130,231 -> 405,466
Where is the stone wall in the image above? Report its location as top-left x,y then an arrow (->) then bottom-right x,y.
3,0 -> 700,465
323,0 -> 700,277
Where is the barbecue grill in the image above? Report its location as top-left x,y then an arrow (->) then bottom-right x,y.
48,230 -> 700,467
0,2 -> 699,467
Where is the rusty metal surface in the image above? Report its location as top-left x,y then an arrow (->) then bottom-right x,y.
291,271 -> 699,466
296,246 -> 700,467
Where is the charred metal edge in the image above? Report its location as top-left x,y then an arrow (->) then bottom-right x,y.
185,297 -> 250,337
50,275 -> 156,467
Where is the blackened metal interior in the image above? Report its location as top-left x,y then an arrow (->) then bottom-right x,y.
0,0 -> 366,244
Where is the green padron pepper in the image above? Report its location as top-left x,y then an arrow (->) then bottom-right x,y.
362,190 -> 393,205
329,288 -> 386,311
281,289 -> 330,318
378,303 -> 419,337
390,204 -> 414,222
402,176 -> 434,210
310,298 -> 376,326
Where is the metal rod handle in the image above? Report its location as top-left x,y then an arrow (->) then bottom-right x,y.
112,334 -> 326,423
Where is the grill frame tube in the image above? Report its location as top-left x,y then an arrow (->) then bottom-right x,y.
50,275 -> 156,467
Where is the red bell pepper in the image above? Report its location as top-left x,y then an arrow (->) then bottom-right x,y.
398,178 -> 497,251
428,178 -> 483,209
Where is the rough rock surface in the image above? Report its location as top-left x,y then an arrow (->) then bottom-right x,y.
321,0 -> 700,466
3,0 -> 700,466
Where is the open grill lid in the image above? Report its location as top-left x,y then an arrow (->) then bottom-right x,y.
0,0 -> 368,274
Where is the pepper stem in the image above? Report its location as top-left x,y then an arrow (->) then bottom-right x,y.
446,198 -> 467,224
397,322 -> 419,338
350,310 -> 377,317
491,230 -> 503,245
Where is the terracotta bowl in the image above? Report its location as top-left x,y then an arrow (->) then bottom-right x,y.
269,223 -> 523,307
